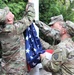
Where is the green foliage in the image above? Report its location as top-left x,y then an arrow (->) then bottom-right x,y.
0,1 -> 7,8
39,0 -> 74,24
7,2 -> 26,20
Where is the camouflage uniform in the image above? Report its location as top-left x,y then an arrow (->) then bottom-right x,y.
41,38 -> 74,75
35,15 -> 74,75
0,3 -> 35,75
35,15 -> 63,40
39,38 -> 52,50
35,20 -> 60,49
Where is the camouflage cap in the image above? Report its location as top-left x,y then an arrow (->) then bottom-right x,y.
48,14 -> 64,26
0,7 -> 9,22
66,20 -> 74,36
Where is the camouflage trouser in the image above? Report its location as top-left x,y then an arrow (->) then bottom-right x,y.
1,51 -> 28,75
1,68 -> 28,75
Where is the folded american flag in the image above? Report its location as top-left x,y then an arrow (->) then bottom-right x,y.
25,23 -> 45,70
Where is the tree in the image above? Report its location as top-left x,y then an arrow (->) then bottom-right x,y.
39,0 -> 74,23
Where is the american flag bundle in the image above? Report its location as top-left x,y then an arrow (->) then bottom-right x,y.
25,23 -> 45,70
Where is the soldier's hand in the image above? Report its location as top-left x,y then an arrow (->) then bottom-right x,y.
40,53 -> 46,58
40,49 -> 54,60
28,0 -> 33,3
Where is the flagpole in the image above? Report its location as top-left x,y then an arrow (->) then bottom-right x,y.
33,0 -> 39,20
29,0 -> 40,75
30,0 -> 39,20
32,0 -> 39,37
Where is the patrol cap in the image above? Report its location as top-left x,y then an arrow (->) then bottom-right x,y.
49,14 -> 64,26
66,20 -> 74,36
0,7 -> 9,22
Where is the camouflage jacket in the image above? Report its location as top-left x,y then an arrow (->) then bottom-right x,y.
41,38 -> 74,75
0,3 -> 35,75
35,20 -> 61,50
35,21 -> 74,75
35,20 -> 60,40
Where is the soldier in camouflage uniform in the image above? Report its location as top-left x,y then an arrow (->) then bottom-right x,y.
35,15 -> 62,50
0,0 -> 35,75
35,15 -> 74,75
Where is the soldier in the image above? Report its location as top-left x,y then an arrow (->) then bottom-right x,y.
35,15 -> 74,75
35,15 -> 63,50
40,16 -> 74,75
0,0 -> 35,75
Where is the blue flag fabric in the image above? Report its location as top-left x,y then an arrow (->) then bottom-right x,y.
25,23 -> 45,68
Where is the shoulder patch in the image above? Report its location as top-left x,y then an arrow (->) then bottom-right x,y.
53,53 -> 59,60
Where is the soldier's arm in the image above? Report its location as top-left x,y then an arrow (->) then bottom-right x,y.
35,20 -> 60,39
40,48 -> 67,72
40,38 -> 52,50
14,1 -> 35,34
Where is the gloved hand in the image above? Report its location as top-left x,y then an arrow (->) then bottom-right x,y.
45,49 -> 54,60
40,49 -> 54,60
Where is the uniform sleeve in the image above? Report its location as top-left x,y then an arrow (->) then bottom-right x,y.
35,20 -> 60,39
40,38 -> 52,49
14,3 -> 35,34
41,48 -> 68,72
